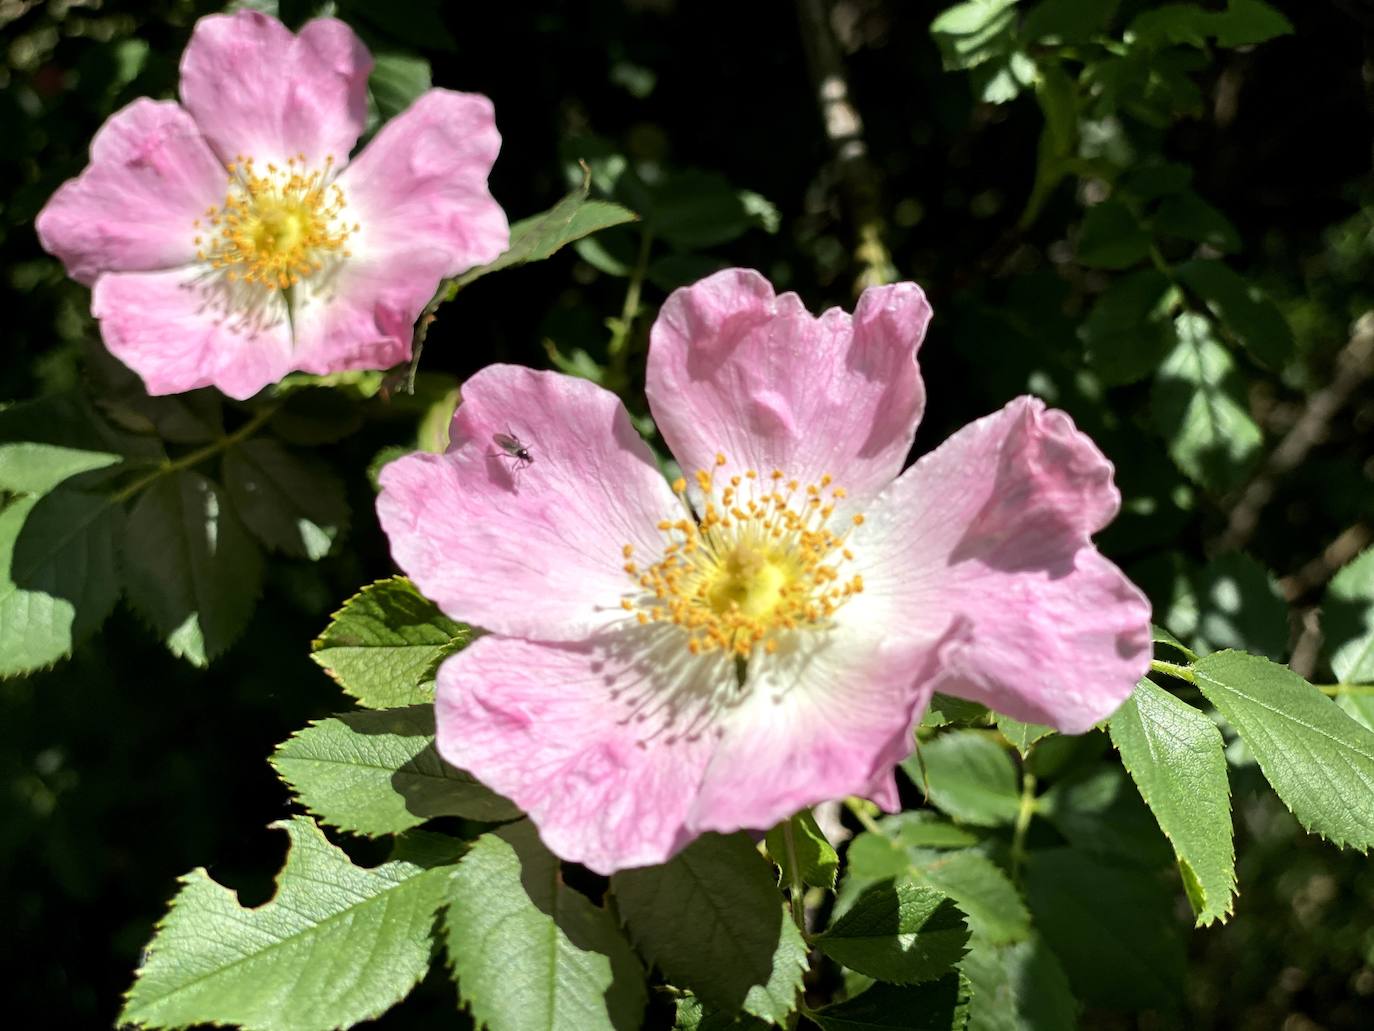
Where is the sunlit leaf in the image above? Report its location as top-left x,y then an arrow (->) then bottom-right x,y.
446,822 -> 646,1031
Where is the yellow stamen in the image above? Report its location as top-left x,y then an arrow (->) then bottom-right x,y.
619,456 -> 865,658
197,154 -> 354,291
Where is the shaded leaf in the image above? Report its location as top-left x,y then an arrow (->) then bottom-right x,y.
1326,547 -> 1374,683
1079,268 -> 1178,386
1152,312 -> 1262,491
1026,849 -> 1186,1009
960,933 -> 1078,1031
122,471 -> 262,667
223,438 -> 349,560
810,974 -> 973,1031
1176,259 -> 1294,370
1077,200 -> 1151,270
905,732 -> 1020,826
370,51 -> 430,123
1152,192 -> 1241,253
611,833 -> 806,1022
647,171 -> 779,250
766,810 -> 839,891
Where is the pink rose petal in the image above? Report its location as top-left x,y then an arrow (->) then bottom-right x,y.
36,99 -> 226,286
338,89 -> 509,277
858,396 -> 1151,733
377,365 -> 681,640
179,12 -> 371,168
647,268 -> 929,505
435,632 -> 723,875
688,629 -> 953,834
91,269 -> 293,399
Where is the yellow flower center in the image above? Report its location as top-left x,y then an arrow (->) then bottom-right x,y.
195,154 -> 357,291
621,454 -> 865,658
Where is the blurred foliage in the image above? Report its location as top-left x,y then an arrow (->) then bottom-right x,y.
2,0 -> 1374,1028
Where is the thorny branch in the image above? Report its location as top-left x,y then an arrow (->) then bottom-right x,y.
796,0 -> 895,290
1218,311 -> 1374,554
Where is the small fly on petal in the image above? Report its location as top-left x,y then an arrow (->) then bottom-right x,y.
492,430 -> 534,472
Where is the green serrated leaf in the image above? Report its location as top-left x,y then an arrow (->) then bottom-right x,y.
312,576 -> 468,708
268,387 -> 364,444
445,821 -> 645,1030
922,693 -> 991,729
0,490 -> 121,677
121,816 -> 460,1030
1152,312 -> 1262,491
272,704 -> 519,835
960,932 -> 1078,1031
810,973 -> 973,1031
645,170 -> 778,250
454,189 -> 638,288
1193,650 -> 1374,850
1151,623 -> 1196,660
1214,0 -> 1293,47
0,393 -> 141,494
1038,763 -> 1174,867
222,438 -> 349,560
766,810 -> 839,891
930,0 -> 1018,72
122,471 -> 263,667
908,851 -> 1029,947
611,833 -> 806,1023
840,834 -> 1026,947
816,880 -> 969,985
1026,849 -> 1186,1009
1152,191 -> 1241,253
995,714 -> 1053,757
1078,199 -> 1151,270
881,812 -> 981,851
674,993 -> 771,1030
1109,679 -> 1236,925
906,731 -> 1020,827
1176,259 -> 1294,370
1326,548 -> 1374,683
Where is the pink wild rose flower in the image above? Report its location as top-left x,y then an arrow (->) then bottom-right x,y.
36,10 -> 508,400
376,268 -> 1152,875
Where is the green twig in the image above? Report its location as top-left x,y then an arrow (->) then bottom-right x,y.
843,796 -> 883,836
112,405 -> 278,503
1316,683 -> 1374,696
1150,658 -> 1197,684
1009,770 -> 1038,886
605,228 -> 654,391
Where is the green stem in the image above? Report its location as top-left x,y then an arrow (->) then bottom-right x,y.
1150,658 -> 1197,684
843,796 -> 883,835
606,228 -> 654,390
113,405 -> 278,503
782,818 -> 807,936
1317,683 -> 1374,696
1009,770 -> 1038,886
